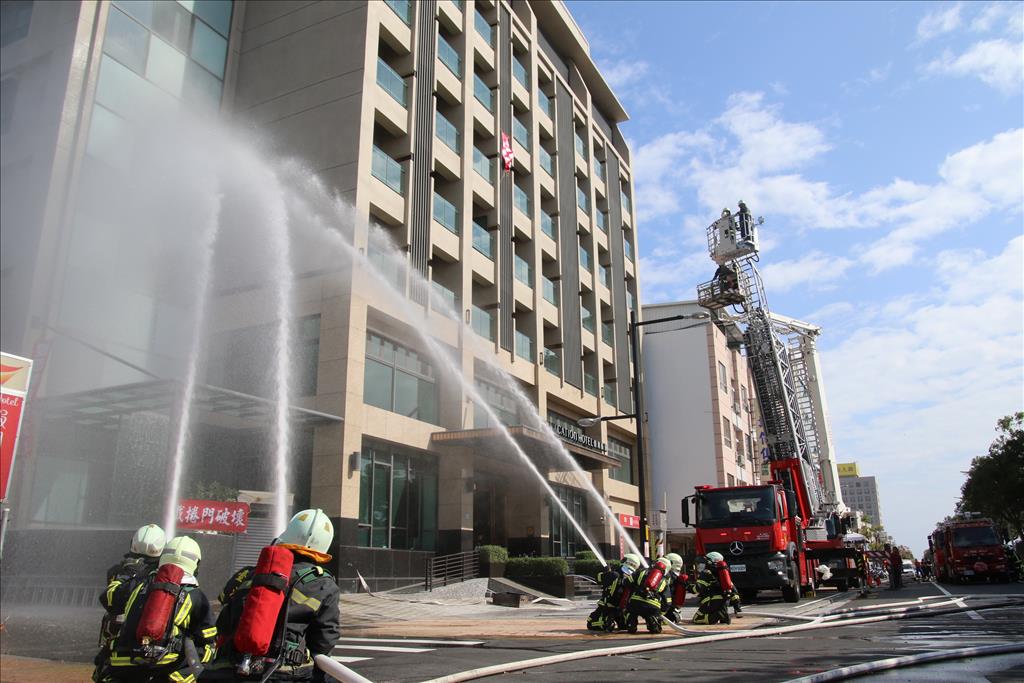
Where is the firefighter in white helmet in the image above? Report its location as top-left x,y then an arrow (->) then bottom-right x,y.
587,553 -> 642,632
213,509 -> 341,681
94,524 -> 168,677
692,551 -> 737,625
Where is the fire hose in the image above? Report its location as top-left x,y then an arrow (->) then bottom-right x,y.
316,596 -> 1024,683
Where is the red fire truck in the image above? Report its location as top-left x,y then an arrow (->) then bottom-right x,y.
681,207 -> 856,603
929,516 -> 1009,583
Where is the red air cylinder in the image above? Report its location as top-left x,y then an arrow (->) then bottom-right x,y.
233,545 -> 294,656
136,563 -> 185,643
672,575 -> 689,607
714,560 -> 734,592
643,560 -> 668,591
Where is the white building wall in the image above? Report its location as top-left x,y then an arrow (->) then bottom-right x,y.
642,302 -> 716,532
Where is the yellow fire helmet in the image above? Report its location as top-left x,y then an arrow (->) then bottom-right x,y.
160,536 -> 202,576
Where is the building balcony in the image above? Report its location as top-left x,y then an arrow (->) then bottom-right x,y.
379,1 -> 413,52
438,0 -> 462,30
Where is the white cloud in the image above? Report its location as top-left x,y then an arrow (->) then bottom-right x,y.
599,59 -> 650,91
925,38 -> 1024,94
970,2 -> 1024,35
842,62 -> 893,94
760,251 -> 855,293
915,2 -> 964,43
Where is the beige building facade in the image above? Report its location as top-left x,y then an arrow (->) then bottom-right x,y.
1,0 -> 643,592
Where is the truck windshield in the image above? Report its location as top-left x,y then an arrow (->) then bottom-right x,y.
952,526 -> 999,547
697,487 -> 776,527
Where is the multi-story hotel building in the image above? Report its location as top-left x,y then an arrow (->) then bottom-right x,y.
641,301 -> 764,558
838,463 -> 885,533
1,0 -> 643,592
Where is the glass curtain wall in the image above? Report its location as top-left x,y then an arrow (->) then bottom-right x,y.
358,441 -> 438,550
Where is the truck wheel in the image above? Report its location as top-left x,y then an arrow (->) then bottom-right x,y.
782,562 -> 800,603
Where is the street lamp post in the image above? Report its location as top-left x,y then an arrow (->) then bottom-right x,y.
579,310 -> 709,560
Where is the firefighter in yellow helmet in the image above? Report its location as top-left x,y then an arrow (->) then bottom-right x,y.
212,509 -> 341,681
587,553 -> 642,632
101,536 -> 217,683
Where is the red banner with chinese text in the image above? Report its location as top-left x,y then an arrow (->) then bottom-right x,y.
618,513 -> 640,529
176,499 -> 250,533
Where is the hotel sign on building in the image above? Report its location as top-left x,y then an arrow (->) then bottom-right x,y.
548,411 -> 608,455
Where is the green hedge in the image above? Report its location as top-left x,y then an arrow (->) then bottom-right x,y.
476,545 -> 508,564
505,556 -> 568,578
574,558 -> 621,579
575,550 -> 597,562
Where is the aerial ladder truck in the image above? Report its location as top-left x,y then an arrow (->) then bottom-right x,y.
680,205 -> 857,602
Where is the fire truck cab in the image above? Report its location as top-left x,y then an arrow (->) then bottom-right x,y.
929,516 -> 1009,583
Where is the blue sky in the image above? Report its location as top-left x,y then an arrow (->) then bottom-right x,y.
569,0 -> 1024,555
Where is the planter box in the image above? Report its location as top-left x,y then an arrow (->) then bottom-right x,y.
505,575 -> 574,598
492,592 -> 527,607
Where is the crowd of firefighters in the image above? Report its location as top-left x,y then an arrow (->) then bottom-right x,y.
586,551 -> 742,634
93,509 -> 340,682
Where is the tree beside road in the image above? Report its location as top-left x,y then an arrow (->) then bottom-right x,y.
958,412 -> 1024,540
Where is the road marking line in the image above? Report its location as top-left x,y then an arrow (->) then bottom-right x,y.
933,582 -> 983,620
333,645 -> 435,653
337,637 -> 484,646
332,656 -> 371,663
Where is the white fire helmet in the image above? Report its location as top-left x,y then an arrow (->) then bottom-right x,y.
160,536 -> 202,576
621,553 -> 642,573
278,508 -> 334,554
705,551 -> 725,564
131,524 -> 166,558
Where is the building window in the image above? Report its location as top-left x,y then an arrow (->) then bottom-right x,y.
741,385 -> 748,411
358,442 -> 438,550
474,376 -> 521,428
364,332 -> 439,424
718,361 -> 728,391
723,417 -> 732,447
727,474 -> 735,487
1,0 -> 33,47
608,438 -> 633,484
210,316 -> 321,398
550,485 -> 587,557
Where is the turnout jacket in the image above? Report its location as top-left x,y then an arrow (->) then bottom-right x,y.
102,555 -> 158,614
214,554 -> 342,680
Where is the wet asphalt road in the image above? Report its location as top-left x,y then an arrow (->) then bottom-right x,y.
346,581 -> 1024,683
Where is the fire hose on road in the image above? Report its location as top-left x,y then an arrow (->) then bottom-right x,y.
316,594 -> 1024,683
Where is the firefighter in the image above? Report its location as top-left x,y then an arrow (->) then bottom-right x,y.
587,553 -> 642,632
95,525 -> 168,678
692,552 -> 736,625
626,556 -> 671,634
737,200 -> 753,241
101,536 -> 217,683
662,553 -> 688,623
211,508 -> 341,681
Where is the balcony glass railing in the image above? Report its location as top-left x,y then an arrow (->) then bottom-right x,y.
433,192 -> 459,234
601,321 -> 614,346
626,290 -> 636,312
475,10 -> 494,46
472,305 -> 494,341
513,185 -> 530,215
584,372 -> 598,396
579,245 -> 591,271
594,158 -> 606,181
577,186 -> 589,213
474,74 -> 494,111
543,347 -> 561,376
624,237 -> 634,261
540,211 -> 556,240
537,89 -> 553,118
581,307 -> 595,333
438,35 -> 461,76
377,58 -> 407,106
371,146 -> 404,195
432,280 -> 457,311
513,117 -> 529,147
384,0 -> 412,25
595,211 -> 608,233
603,381 -> 617,405
514,254 -> 532,286
449,0 -> 464,10
435,111 -> 460,153
512,57 -> 529,88
621,191 -> 632,215
542,276 -> 559,306
473,221 -> 494,258
515,329 -> 534,362
574,131 -> 587,159
473,147 -> 494,183
598,263 -> 610,288
539,147 -> 554,176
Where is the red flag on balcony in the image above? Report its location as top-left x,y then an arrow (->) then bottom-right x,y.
500,132 -> 514,173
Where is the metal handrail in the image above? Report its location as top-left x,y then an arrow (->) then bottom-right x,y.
424,549 -> 480,591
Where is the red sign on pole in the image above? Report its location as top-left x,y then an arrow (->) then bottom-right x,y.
618,513 -> 640,529
1,353 -> 34,502
176,499 -> 250,533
